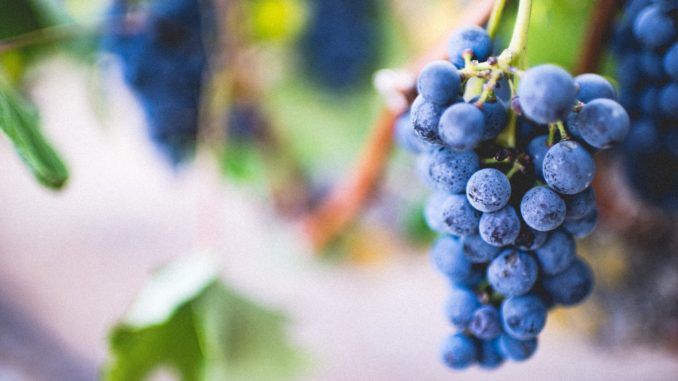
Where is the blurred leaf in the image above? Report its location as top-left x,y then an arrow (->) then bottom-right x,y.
247,0 -> 306,42
105,255 -> 305,381
0,83 -> 69,189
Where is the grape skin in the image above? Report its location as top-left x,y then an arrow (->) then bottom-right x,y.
517,64 -> 577,124
469,305 -> 503,340
417,60 -> 462,105
445,287 -> 481,328
576,99 -> 631,149
499,335 -> 538,361
438,103 -> 486,151
574,73 -> 617,103
441,333 -> 477,369
487,250 -> 538,297
466,168 -> 512,213
543,141 -> 596,195
425,147 -> 479,194
520,186 -> 567,232
447,26 -> 493,68
479,206 -> 522,247
534,229 -> 577,275
542,257 -> 594,306
501,294 -> 548,340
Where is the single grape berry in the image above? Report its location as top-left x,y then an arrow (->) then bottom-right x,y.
632,5 -> 676,49
478,340 -> 505,369
534,229 -> 576,275
542,257 -> 594,306
394,112 -> 429,154
417,60 -> 461,105
527,135 -> 549,180
564,187 -> 596,220
479,206 -> 522,247
543,141 -> 596,195
462,233 -> 502,263
430,236 -> 477,285
424,193 -> 448,233
411,95 -> 445,144
441,333 -> 477,369
574,73 -> 616,103
664,42 -> 678,81
563,209 -> 598,238
501,294 -> 548,340
487,250 -> 538,297
466,168 -> 511,213
517,64 -> 576,124
576,99 -> 630,149
424,147 -> 479,194
514,224 -> 548,251
469,305 -> 503,340
445,287 -> 481,328
659,83 -> 678,119
438,103 -> 486,151
447,26 -> 493,68
520,186 -> 567,232
470,97 -> 509,140
440,194 -> 482,236
498,335 -> 538,361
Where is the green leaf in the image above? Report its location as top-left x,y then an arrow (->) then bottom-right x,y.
0,84 -> 69,189
105,255 -> 306,381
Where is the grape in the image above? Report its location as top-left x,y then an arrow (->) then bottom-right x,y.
487,250 -> 538,297
430,236 -> 476,284
542,257 -> 594,306
633,5 -> 676,48
466,168 -> 511,213
299,0 -> 380,89
576,99 -> 631,149
563,209 -> 598,238
470,97 -> 509,140
462,233 -> 501,263
639,50 -> 665,80
565,111 -> 582,139
441,333 -> 477,369
445,287 -> 480,328
501,294 -> 548,340
440,194 -> 482,236
639,87 -> 660,115
469,305 -> 502,340
517,64 -> 576,124
664,42 -> 678,80
520,186 -> 566,232
417,60 -> 461,105
411,95 -> 445,144
498,335 -> 538,361
574,73 -> 616,103
543,141 -> 595,195
534,229 -> 576,275
659,83 -> 678,119
424,147 -> 479,194
564,187 -> 596,220
447,26 -> 493,68
479,206 -> 521,247
479,340 -> 505,369
438,103 -> 485,151
394,112 -> 429,153
424,193 -> 448,233
514,224 -> 548,251
527,135 -> 549,180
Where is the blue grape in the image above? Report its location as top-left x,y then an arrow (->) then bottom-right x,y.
438,103 -> 485,151
664,42 -> 678,81
487,250 -> 538,297
565,111 -> 582,139
563,209 -> 598,238
424,193 -> 448,233
417,60 -> 461,105
520,186 -> 566,232
498,335 -> 538,361
501,294 -> 548,340
479,206 -> 521,247
440,194 -> 482,236
445,287 -> 480,328
534,229 -> 576,275
394,112 -> 429,153
441,333 -> 477,369
411,95 -> 445,144
542,257 -> 594,306
564,187 -> 596,220
469,305 -> 502,340
576,99 -> 631,149
424,147 -> 479,194
447,26 -> 493,68
479,340 -> 505,369
659,83 -> 678,119
470,97 -> 508,140
527,135 -> 549,180
639,87 -> 660,115
543,141 -> 596,195
633,5 -> 676,49
574,73 -> 616,103
462,233 -> 501,263
466,168 -> 511,213
517,64 -> 576,124
514,224 -> 548,251
430,236 -> 476,284
639,50 -> 665,80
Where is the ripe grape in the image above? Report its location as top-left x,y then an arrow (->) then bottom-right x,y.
534,229 -> 576,275
501,294 -> 548,340
542,257 -> 594,306
576,99 -> 630,149
417,60 -> 462,105
438,103 -> 485,151
517,64 -> 577,124
479,206 -> 522,247
574,73 -> 616,103
543,141 -> 595,195
487,250 -> 538,297
447,26 -> 493,68
441,333 -> 477,369
445,287 -> 481,328
466,168 -> 511,213
520,186 -> 566,232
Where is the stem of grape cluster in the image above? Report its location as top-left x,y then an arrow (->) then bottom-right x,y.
487,0 -> 508,39
556,121 -> 569,140
548,123 -> 557,146
506,161 -> 525,179
501,0 -> 532,68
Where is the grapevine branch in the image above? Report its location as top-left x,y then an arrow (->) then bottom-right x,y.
301,0 -> 497,250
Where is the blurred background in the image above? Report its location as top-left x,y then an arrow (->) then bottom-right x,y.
0,0 -> 677,380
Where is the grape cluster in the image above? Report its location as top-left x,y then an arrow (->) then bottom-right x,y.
613,0 -> 678,209
395,25 -> 630,369
103,0 -> 212,165
299,0 -> 381,90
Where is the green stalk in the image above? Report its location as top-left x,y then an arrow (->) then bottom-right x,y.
486,0 -> 508,39
498,0 -> 533,68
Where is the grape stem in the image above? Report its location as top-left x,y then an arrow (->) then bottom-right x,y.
506,161 -> 525,179
486,0 -> 508,39
498,0 -> 532,69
